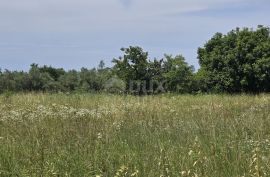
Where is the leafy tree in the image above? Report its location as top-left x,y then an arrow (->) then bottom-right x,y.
147,59 -> 165,93
80,68 -> 103,92
39,65 -> 65,81
0,69 -> 30,92
163,55 -> 194,93
198,26 -> 270,93
12,71 -> 31,91
192,69 -> 209,93
112,46 -> 195,94
59,70 -> 79,92
0,70 -> 16,92
29,64 -> 57,91
112,46 -> 149,94
29,64 -> 44,91
28,64 -> 66,92
98,60 -> 105,70
104,76 -> 126,93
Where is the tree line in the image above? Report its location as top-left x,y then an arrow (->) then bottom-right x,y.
1,26 -> 270,94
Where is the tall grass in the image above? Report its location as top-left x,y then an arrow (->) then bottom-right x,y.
0,93 -> 270,176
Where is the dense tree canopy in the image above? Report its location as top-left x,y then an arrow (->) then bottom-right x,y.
112,47 -> 149,94
1,26 -> 270,94
198,26 -> 270,93
0,62 -> 111,93
112,46 -> 194,94
162,55 -> 194,93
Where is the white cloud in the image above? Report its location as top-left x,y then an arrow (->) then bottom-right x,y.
0,0 -> 248,32
0,0 -> 269,70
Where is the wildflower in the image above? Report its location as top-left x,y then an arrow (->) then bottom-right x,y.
181,171 -> 186,175
188,150 -> 193,156
131,170 -> 139,176
97,133 -> 102,139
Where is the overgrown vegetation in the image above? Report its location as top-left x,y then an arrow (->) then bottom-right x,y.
1,26 -> 270,94
1,25 -> 270,176
1,93 -> 270,176
198,25 -> 270,93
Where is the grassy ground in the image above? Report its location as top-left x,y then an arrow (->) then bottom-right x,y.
0,93 -> 270,177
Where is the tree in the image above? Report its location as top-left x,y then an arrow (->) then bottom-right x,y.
80,68 -> 103,92
39,65 -> 65,81
0,70 -> 16,92
112,46 -> 149,94
147,59 -> 165,93
29,64 -> 44,91
163,55 -> 194,93
59,70 -> 79,92
104,76 -> 126,94
198,26 -> 270,93
12,71 -> 31,91
98,60 -> 105,70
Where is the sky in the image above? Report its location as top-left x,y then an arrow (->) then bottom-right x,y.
0,0 -> 269,71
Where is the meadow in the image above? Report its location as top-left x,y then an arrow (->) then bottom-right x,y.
0,93 -> 270,177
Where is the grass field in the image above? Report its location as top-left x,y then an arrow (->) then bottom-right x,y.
0,93 -> 270,176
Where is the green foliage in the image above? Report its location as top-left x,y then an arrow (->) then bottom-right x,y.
104,76 -> 126,94
112,46 -> 194,94
163,55 -> 194,93
59,70 -> 79,91
198,26 -> 270,93
39,65 -> 65,81
0,70 -> 30,92
0,62 -> 112,93
79,67 -> 111,92
29,64 -> 55,91
1,25 -> 270,94
113,46 -> 149,94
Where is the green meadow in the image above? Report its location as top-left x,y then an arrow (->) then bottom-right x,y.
1,93 -> 270,176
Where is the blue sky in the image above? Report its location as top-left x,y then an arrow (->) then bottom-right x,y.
0,0 -> 269,71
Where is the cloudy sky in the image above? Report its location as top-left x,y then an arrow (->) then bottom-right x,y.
0,0 -> 269,71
